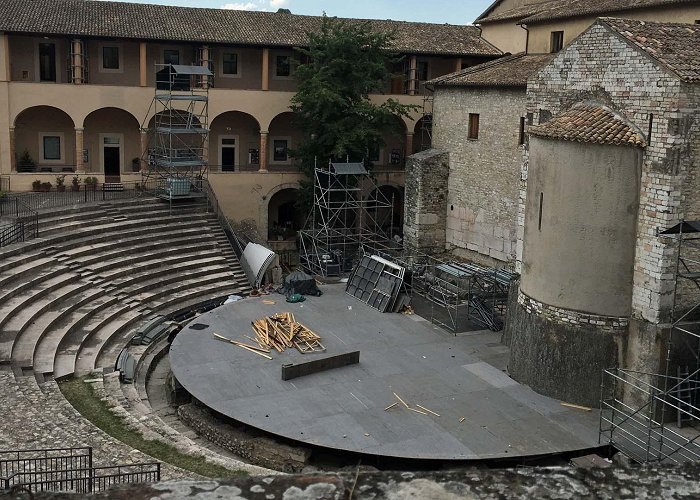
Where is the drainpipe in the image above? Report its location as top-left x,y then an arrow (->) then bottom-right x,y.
519,23 -> 530,55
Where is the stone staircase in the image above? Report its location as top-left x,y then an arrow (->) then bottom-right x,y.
0,197 -> 251,380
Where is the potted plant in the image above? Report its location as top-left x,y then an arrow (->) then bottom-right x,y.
55,174 -> 66,192
40,181 -> 52,192
71,176 -> 81,192
32,179 -> 42,192
85,176 -> 98,190
17,150 -> 37,173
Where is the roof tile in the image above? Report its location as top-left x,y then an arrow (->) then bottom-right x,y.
528,104 -> 647,147
429,52 -> 555,88
0,0 -> 501,57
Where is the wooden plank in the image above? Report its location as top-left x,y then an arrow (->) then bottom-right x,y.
416,404 -> 440,417
560,402 -> 592,412
384,402 -> 399,411
393,392 -> 409,408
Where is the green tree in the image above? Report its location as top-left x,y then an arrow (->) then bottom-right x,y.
291,15 -> 417,191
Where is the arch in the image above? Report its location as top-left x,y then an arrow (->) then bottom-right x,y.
379,115 -> 408,167
14,106 -> 76,171
259,182 -> 302,241
209,111 -> 261,172
412,115 -> 432,154
267,187 -> 305,241
83,107 -> 141,176
267,112 -> 302,169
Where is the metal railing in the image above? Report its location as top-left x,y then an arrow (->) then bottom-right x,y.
5,181 -> 153,212
0,447 -> 92,481
201,178 -> 248,260
599,368 -> 700,464
0,196 -> 39,247
1,446 -> 160,494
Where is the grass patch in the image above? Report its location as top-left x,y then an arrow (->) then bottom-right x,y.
59,376 -> 247,479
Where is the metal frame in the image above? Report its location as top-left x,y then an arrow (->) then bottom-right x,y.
599,220 -> 700,464
0,196 -> 38,247
299,161 -> 400,277
141,59 -> 212,201
0,447 -> 160,493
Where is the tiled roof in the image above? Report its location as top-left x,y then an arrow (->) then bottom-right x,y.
429,52 -> 555,88
528,104 -> 647,147
0,0 -> 501,57
602,18 -> 700,83
477,0 -> 699,25
476,1 -> 558,24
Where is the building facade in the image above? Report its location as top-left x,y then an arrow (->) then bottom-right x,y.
506,18 -> 700,406
0,0 -> 500,239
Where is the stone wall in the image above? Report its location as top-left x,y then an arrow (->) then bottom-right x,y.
178,403 -> 311,473
402,149 -> 449,255
433,86 -> 525,266
14,465 -> 700,499
521,21 -> 698,325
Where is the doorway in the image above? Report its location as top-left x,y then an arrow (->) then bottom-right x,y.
220,136 -> 238,172
39,43 -> 57,82
100,134 -> 123,181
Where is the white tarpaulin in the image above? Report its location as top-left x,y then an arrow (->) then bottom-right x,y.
241,243 -> 277,289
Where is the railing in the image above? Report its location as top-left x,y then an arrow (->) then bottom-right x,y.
5,181 -> 152,212
3,463 -> 160,493
201,178 -> 249,260
599,368 -> 700,464
0,447 -> 92,481
0,196 -> 39,247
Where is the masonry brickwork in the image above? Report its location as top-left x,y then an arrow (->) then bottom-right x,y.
433,87 -> 524,266
520,22 -> 700,325
402,149 -> 449,255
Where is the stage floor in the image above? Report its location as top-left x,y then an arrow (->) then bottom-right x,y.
170,285 -> 600,461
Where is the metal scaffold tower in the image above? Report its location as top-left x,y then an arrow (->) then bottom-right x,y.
419,90 -> 434,152
599,220 -> 700,464
142,61 -> 213,200
299,161 -> 400,277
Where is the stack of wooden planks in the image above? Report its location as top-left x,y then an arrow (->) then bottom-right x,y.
251,312 -> 326,354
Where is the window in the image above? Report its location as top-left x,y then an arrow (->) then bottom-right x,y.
221,51 -> 239,76
538,192 -> 544,231
164,49 -> 180,65
550,31 -> 564,53
468,113 -> 480,140
368,146 -> 381,163
39,42 -> 57,82
101,45 -> 121,71
272,139 -> 289,162
416,60 -> 430,82
275,55 -> 291,77
519,117 -> 526,145
39,133 -> 64,163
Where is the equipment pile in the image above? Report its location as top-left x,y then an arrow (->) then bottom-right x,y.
251,312 -> 326,354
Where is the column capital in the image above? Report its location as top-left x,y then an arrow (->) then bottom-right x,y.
260,130 -> 269,135
74,127 -> 84,132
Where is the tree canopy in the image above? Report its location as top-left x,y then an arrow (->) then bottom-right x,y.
290,15 -> 417,176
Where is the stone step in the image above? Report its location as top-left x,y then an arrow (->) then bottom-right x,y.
4,281 -> 95,366
0,271 -> 81,332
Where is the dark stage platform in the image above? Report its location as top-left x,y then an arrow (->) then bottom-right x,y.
170,285 -> 600,461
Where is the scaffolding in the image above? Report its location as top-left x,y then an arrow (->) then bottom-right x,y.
599,220 -> 700,464
141,62 -> 212,200
67,40 -> 89,84
298,161 -> 400,277
389,254 -> 515,333
419,91 -> 434,152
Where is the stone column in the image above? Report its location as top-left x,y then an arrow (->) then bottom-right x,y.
455,58 -> 463,72
200,45 -> 210,89
403,149 -> 449,255
71,39 -> 83,84
259,131 -> 269,172
75,128 -> 84,172
408,56 -> 417,96
9,126 -> 16,172
140,129 -> 149,170
405,132 -> 414,159
139,42 -> 148,87
261,48 -> 270,91
0,33 -> 9,82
